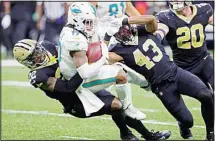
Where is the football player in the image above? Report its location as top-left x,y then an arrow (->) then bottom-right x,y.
13,39 -> 171,140
90,1 -> 140,40
155,1 -> 214,90
104,15 -> 214,140
155,1 -> 214,139
89,1 -> 145,120
59,2 -> 147,120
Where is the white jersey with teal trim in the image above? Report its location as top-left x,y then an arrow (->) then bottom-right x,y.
58,26 -> 88,80
58,26 -> 99,80
96,2 -> 126,42
96,1 -> 126,18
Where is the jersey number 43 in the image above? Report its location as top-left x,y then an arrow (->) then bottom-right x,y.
133,39 -> 163,70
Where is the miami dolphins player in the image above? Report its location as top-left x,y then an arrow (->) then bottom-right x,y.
59,2 -> 147,120
13,39 -> 171,140
155,1 -> 214,139
90,1 -> 140,40
104,15 -> 214,141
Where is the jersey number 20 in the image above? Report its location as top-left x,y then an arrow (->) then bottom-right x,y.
176,23 -> 205,49
133,39 -> 163,70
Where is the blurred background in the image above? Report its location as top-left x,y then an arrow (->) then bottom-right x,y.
0,1 -> 214,59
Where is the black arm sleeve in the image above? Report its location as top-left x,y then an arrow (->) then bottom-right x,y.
54,73 -> 83,93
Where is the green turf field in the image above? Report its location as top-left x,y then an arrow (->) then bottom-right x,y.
1,65 -> 208,140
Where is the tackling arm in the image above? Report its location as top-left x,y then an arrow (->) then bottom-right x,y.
126,15 -> 158,33
45,73 -> 83,93
154,23 -> 169,41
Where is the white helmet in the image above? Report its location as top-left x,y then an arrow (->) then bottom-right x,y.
169,0 -> 192,11
68,2 -> 97,38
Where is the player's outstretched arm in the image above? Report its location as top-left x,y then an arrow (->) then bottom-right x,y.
126,15 -> 157,33
45,73 -> 83,93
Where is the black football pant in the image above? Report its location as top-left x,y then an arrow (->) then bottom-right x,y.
154,67 -> 214,134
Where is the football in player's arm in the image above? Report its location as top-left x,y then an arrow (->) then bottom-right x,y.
13,39 -> 171,140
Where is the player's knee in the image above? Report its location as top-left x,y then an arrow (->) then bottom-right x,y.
182,116 -> 193,128
116,69 -> 128,84
197,88 -> 213,104
177,109 -> 194,128
111,97 -> 122,111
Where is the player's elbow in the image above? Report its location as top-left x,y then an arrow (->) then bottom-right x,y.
146,17 -> 158,33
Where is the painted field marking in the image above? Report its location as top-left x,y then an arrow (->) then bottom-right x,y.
1,109 -> 205,129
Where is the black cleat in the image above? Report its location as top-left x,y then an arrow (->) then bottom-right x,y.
178,122 -> 193,139
120,131 -> 139,141
144,130 -> 171,140
206,131 -> 214,141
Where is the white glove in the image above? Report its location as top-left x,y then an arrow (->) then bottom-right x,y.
106,17 -> 124,36
100,40 -> 109,60
1,14 -> 11,29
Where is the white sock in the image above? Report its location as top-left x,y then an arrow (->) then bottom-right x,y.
115,82 -> 132,109
115,62 -> 149,87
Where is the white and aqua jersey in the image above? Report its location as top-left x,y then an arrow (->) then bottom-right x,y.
96,1 -> 126,18
58,26 -> 99,80
58,26 -> 88,80
96,2 -> 127,42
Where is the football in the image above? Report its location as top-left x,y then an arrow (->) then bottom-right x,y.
87,41 -> 102,63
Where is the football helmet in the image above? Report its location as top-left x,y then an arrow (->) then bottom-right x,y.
169,0 -> 192,11
13,39 -> 50,70
67,2 -> 97,38
114,24 -> 137,45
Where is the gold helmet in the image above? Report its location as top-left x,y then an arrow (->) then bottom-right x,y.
13,39 -> 50,70
169,0 -> 192,11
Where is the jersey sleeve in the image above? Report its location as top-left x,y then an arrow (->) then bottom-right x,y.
197,3 -> 213,19
28,70 -> 49,88
156,11 -> 169,25
137,25 -> 149,36
63,30 -> 88,52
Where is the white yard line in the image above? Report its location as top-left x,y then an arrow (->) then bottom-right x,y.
2,81 -> 32,87
1,109 -> 205,129
2,59 -> 24,67
60,136 -> 94,140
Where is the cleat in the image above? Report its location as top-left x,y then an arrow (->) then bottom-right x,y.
178,122 -> 193,139
144,130 -> 171,140
124,104 -> 146,120
206,131 -> 214,141
120,131 -> 139,141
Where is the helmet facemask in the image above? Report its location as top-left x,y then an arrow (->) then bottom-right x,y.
114,25 -> 137,45
22,44 -> 50,69
68,2 -> 97,38
169,0 -> 192,11
83,17 -> 97,38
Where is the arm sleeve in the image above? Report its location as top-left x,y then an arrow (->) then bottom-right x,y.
54,73 -> 83,93
28,70 -> 49,88
76,56 -> 107,79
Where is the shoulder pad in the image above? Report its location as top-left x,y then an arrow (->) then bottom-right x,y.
62,28 -> 88,52
195,3 -> 213,16
156,10 -> 172,25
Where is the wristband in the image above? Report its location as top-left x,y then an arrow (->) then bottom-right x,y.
104,33 -> 112,41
